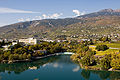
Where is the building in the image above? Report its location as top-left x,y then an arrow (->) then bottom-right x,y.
19,38 -> 38,45
12,40 -> 18,46
34,50 -> 47,54
2,45 -> 13,51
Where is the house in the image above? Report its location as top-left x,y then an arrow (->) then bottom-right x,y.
2,45 -> 13,51
43,39 -> 55,42
34,50 -> 47,54
19,38 -> 38,45
57,40 -> 67,42
12,40 -> 18,46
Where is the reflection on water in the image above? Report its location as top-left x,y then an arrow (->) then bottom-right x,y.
72,66 -> 80,72
0,55 -> 120,80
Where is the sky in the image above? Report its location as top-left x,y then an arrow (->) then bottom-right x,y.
0,0 -> 120,27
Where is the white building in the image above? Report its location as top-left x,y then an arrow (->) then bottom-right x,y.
12,40 -> 18,46
19,38 -> 38,45
2,45 -> 12,51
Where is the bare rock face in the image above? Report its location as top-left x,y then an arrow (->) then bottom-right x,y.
100,9 -> 120,13
99,9 -> 114,12
114,9 -> 120,12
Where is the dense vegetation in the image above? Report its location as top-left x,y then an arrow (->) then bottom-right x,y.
0,41 -> 65,62
0,40 -> 82,63
71,41 -> 120,70
95,45 -> 109,51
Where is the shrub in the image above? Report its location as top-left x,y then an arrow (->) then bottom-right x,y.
96,45 -> 109,51
100,54 -> 111,69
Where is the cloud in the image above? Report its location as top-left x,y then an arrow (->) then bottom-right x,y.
42,13 -> 63,19
73,9 -> 85,16
73,10 -> 80,16
50,13 -> 63,18
18,13 -> 63,22
18,18 -> 25,22
0,7 -> 40,13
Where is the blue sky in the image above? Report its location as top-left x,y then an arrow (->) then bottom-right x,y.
0,0 -> 120,27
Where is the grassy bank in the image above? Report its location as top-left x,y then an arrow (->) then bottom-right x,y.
89,42 -> 120,56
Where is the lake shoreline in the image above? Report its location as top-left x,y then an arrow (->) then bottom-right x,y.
78,61 -> 120,72
1,53 -> 61,64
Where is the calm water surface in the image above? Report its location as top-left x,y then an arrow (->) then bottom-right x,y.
0,54 -> 120,80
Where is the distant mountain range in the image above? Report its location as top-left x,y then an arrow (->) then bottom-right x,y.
77,9 -> 120,18
1,9 -> 120,40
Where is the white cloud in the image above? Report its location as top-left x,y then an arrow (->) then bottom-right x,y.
25,18 -> 31,21
42,13 -> 63,19
73,10 -> 80,16
50,13 -> 63,18
18,18 -> 24,22
18,13 -> 63,22
73,9 -> 85,16
42,14 -> 49,19
0,7 -> 40,13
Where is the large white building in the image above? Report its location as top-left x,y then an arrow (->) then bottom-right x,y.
19,38 -> 38,45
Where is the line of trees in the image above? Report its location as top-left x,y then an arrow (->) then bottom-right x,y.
71,41 -> 120,70
0,41 -> 65,62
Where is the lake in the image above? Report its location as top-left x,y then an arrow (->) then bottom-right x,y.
0,54 -> 120,80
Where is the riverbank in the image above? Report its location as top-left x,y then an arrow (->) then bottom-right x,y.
81,65 -> 120,72
1,52 -> 71,64
72,58 -> 120,72
1,53 -> 61,64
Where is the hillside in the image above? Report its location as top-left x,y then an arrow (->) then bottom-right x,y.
1,9 -> 120,40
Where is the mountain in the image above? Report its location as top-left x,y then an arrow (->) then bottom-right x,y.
77,9 -> 120,18
0,18 -> 81,39
1,9 -> 120,40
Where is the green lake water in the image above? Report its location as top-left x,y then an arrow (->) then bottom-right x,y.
0,54 -> 120,80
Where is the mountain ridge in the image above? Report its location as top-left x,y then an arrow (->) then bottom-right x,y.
1,9 -> 120,40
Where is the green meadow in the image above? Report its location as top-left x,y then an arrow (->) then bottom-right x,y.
89,42 -> 120,56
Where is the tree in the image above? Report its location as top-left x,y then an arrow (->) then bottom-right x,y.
96,45 -> 109,51
81,54 -> 95,66
4,51 -> 11,59
0,54 -> 4,62
22,53 -> 27,59
82,46 -> 89,52
13,43 -> 22,49
13,54 -> 19,60
99,37 -> 111,42
19,54 -> 23,60
27,54 -> 31,60
111,53 -> 120,69
9,54 -> 14,61
100,54 -> 111,69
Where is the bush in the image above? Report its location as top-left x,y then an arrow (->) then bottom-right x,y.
96,45 -> 109,51
100,54 -> 111,69
81,54 -> 96,66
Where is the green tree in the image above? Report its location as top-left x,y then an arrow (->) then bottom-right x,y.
22,53 -> 27,59
4,51 -> 11,59
27,54 -> 31,60
100,54 -> 111,69
9,54 -> 14,61
81,54 -> 95,66
96,45 -> 109,51
19,54 -> 23,60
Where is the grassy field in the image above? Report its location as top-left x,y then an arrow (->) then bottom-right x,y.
89,42 -> 120,56
0,48 -> 4,50
95,42 -> 120,48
